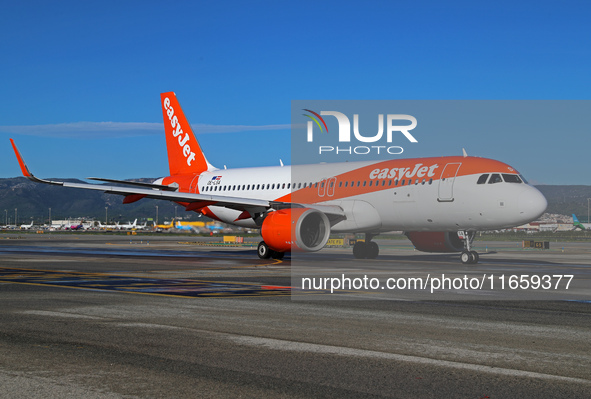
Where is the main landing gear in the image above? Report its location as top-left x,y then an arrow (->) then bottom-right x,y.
352,233 -> 379,259
458,231 -> 479,264
257,241 -> 285,260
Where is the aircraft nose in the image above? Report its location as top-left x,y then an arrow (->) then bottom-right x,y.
518,186 -> 547,222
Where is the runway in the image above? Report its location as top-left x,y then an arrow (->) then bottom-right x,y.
0,233 -> 590,398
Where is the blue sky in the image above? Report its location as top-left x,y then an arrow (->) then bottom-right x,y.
1,1 -> 590,184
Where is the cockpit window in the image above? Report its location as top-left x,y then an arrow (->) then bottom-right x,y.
519,174 -> 529,184
488,174 -> 502,184
502,174 -> 522,183
477,174 -> 489,184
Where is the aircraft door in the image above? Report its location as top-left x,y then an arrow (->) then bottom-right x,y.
318,178 -> 326,197
437,163 -> 461,202
326,177 -> 337,197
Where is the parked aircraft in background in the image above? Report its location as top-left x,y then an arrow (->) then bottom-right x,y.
154,220 -> 174,230
68,223 -> 84,230
98,221 -> 119,230
20,221 -> 34,230
174,220 -> 203,232
572,214 -> 591,230
10,92 -> 547,264
119,219 -> 138,230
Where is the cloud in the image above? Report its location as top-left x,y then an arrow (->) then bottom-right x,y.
0,122 -> 291,138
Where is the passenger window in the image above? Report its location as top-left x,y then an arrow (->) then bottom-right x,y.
388,180 -> 392,186
429,178 -> 432,184
401,179 -> 405,185
344,181 -> 348,187
369,181 -> 372,187
488,174 -> 502,184
502,174 -> 522,183
363,181 -> 367,187
477,174 -> 489,184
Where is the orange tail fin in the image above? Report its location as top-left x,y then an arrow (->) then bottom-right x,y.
160,92 -> 214,176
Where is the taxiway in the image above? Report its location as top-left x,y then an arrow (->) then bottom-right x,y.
0,233 -> 589,398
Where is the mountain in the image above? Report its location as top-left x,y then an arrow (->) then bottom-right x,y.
0,177 -> 187,224
535,185 -> 591,220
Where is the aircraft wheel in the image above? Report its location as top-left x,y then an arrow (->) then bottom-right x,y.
257,241 -> 271,259
460,250 -> 473,264
470,251 -> 479,264
271,250 -> 285,260
367,241 -> 379,259
353,242 -> 367,259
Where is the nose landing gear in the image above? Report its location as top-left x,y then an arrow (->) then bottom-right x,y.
458,231 -> 479,264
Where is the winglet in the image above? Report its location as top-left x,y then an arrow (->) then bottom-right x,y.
10,138 -> 34,178
9,139 -> 62,185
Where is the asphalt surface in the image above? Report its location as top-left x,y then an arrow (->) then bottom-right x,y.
0,233 -> 590,398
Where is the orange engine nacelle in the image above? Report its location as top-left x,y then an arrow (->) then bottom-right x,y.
405,231 -> 464,253
261,208 -> 331,253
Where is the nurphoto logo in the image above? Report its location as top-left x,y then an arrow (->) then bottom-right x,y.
303,109 -> 418,155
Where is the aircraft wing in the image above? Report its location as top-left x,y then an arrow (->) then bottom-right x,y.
10,139 -> 345,220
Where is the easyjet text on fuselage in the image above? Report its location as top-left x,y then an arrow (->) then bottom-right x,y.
369,163 -> 439,180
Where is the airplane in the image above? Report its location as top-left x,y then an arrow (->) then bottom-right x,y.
98,221 -> 119,230
154,220 -> 175,230
119,219 -> 138,230
9,92 -> 547,264
174,220 -> 205,232
572,214 -> 591,230
20,221 -> 34,230
69,223 -> 84,230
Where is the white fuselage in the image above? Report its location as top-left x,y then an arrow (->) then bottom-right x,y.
189,156 -> 547,233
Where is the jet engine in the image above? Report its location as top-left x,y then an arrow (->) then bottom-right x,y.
261,208 -> 331,253
405,231 -> 464,253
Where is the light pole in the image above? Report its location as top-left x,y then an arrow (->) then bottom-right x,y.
14,208 -> 17,226
49,208 -> 51,228
587,198 -> 590,224
155,205 -> 159,225
4,209 -> 7,226
105,206 -> 108,224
